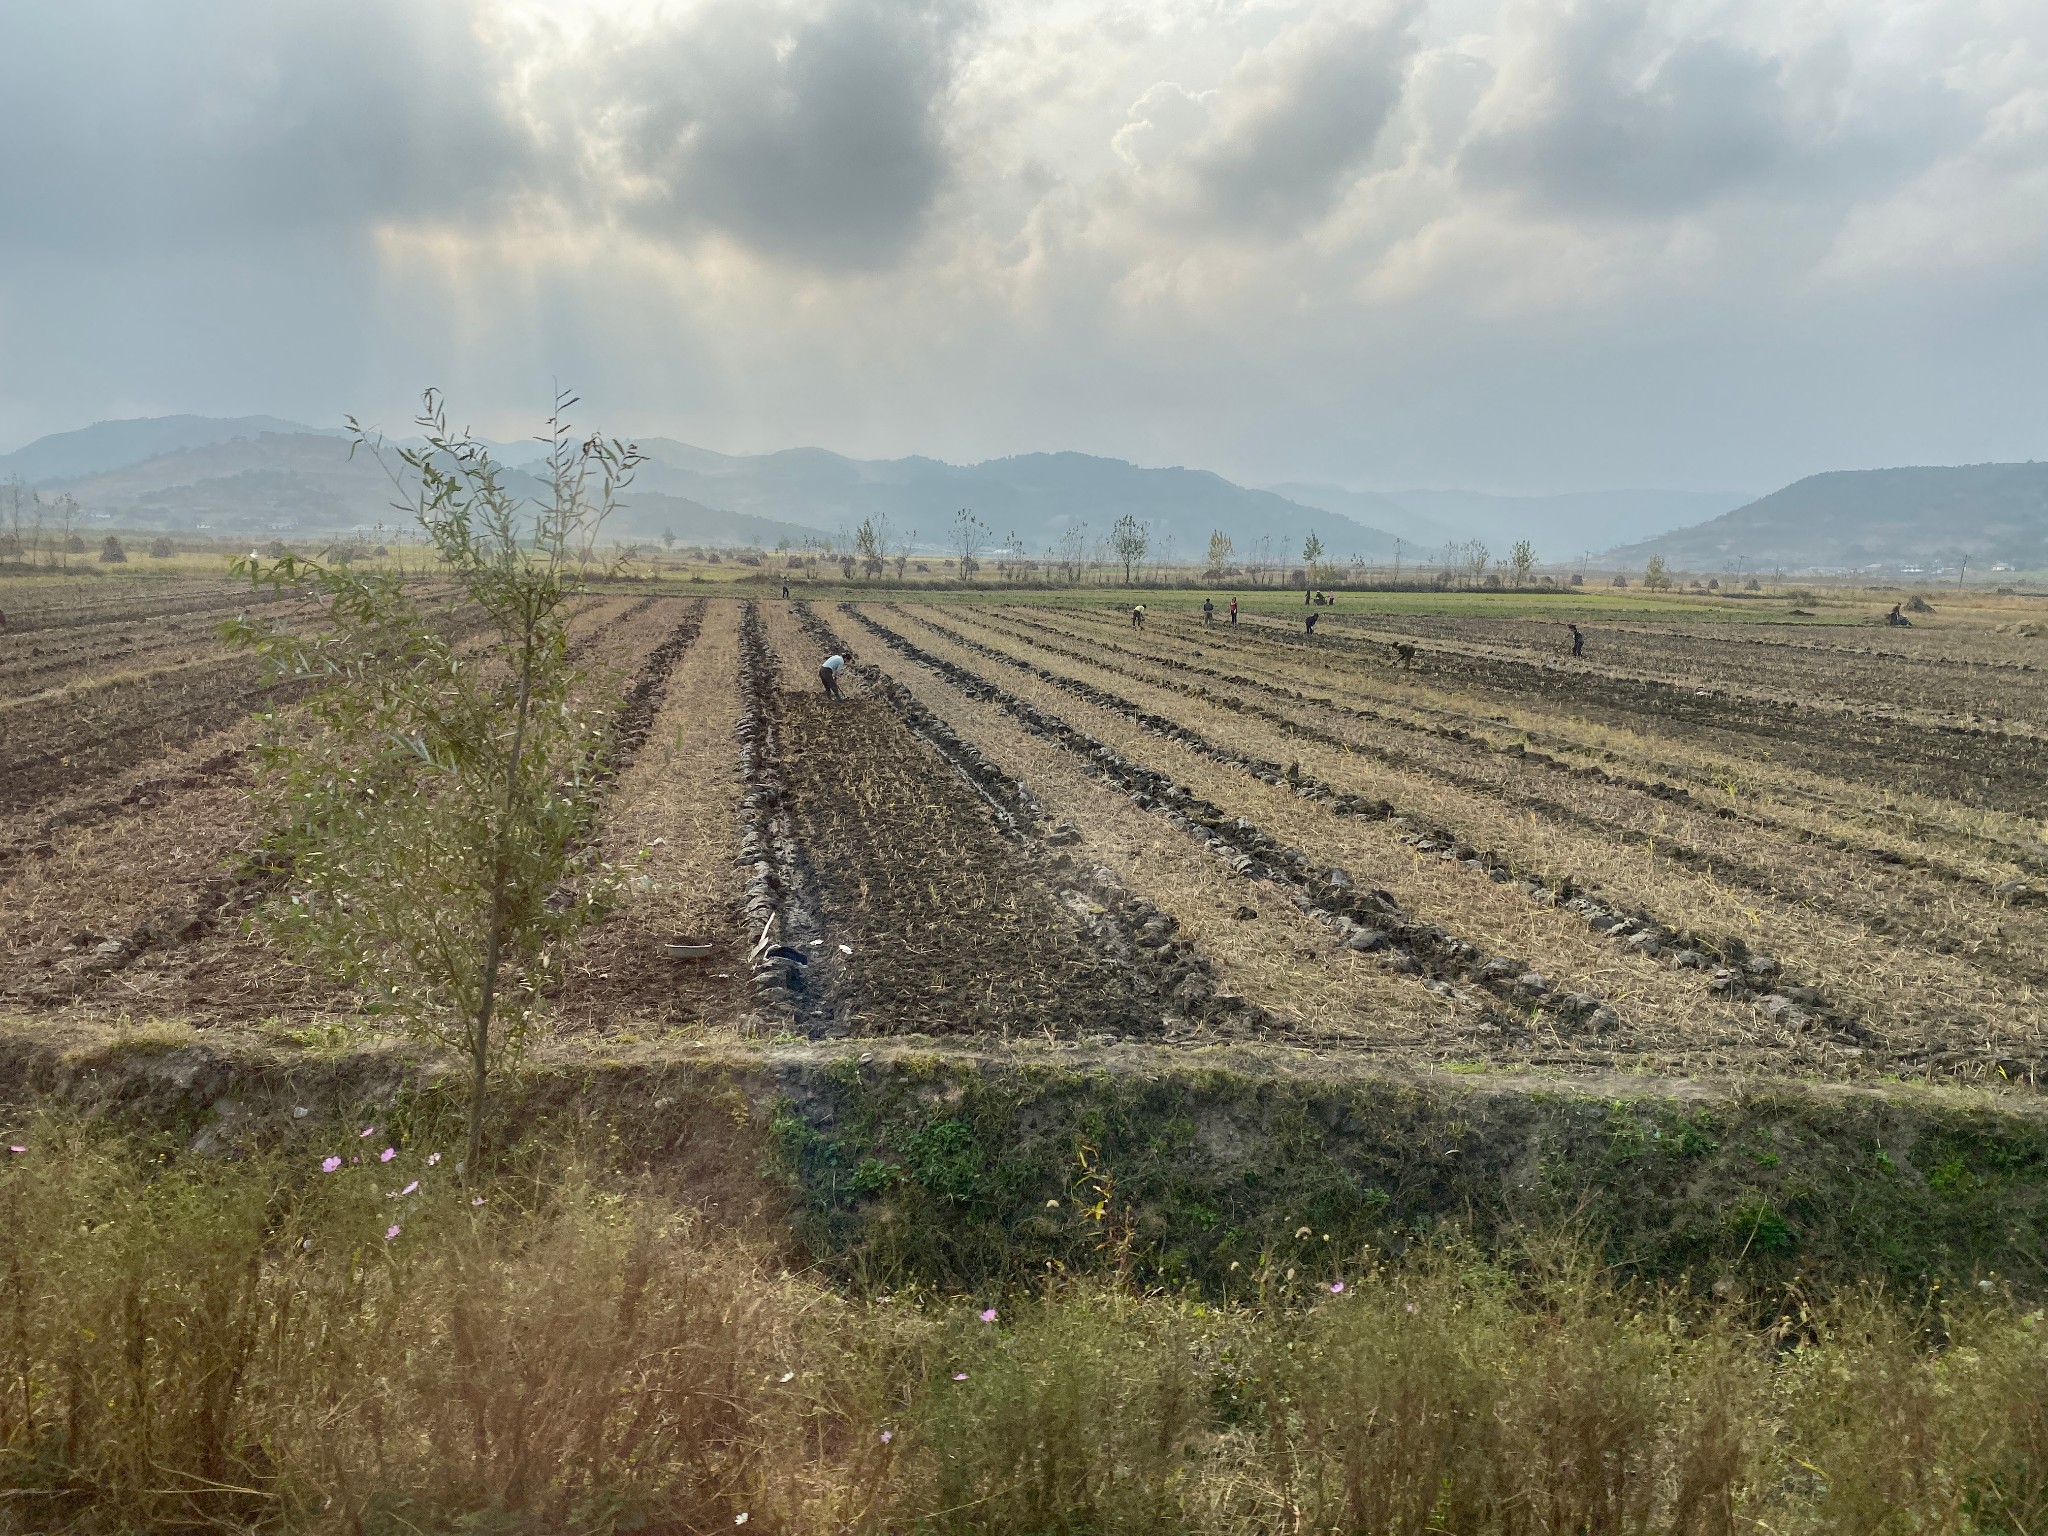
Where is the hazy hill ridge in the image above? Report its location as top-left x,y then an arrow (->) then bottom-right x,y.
1607,463 -> 2048,570
6,418 -> 1407,556
0,415 -> 334,485
1272,483 -> 1751,561
625,441 -> 1405,559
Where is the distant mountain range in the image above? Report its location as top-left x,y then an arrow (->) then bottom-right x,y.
6,415 -> 2043,571
1270,484 -> 1751,562
0,417 -> 1413,557
1607,464 -> 2048,571
625,440 -> 1403,561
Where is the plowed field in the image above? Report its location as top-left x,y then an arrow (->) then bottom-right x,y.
5,580 -> 2043,1105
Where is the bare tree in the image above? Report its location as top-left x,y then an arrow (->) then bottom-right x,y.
951,507 -> 989,580
1462,540 -> 1490,587
1110,514 -> 1149,584
855,517 -> 886,579
1056,523 -> 1087,583
1249,535 -> 1274,586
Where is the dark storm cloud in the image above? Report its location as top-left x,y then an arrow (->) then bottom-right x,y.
591,0 -> 969,269
0,0 -> 971,270
1458,6 -> 1797,217
0,0 -> 530,250
1183,4 -> 1419,227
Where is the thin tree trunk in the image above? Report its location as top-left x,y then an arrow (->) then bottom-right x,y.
465,621 -> 537,1175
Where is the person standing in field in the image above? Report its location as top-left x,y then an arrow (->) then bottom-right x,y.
819,652 -> 847,699
782,580 -> 791,599
1305,611 -> 1319,635
1203,597 -> 1214,625
1229,597 -> 1238,624
1568,623 -> 1584,657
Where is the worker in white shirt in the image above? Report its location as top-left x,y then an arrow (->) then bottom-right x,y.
819,652 -> 848,700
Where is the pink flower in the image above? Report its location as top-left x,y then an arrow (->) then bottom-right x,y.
379,1147 -> 396,1163
1404,1302 -> 1416,1314
734,1515 -> 748,1526
390,1181 -> 419,1198
359,1127 -> 375,1138
980,1308 -> 998,1323
1329,1281 -> 1345,1294
471,1197 -> 485,1207
8,1145 -> 26,1155
427,1152 -> 441,1166
880,1430 -> 893,1445
952,1372 -> 968,1381
385,1224 -> 401,1241
321,1156 -> 341,1173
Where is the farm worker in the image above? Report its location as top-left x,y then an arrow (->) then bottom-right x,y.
1886,604 -> 1911,627
1392,641 -> 1416,667
1305,611 -> 1319,635
1131,604 -> 1146,629
1203,598 -> 1214,624
1228,597 -> 1238,624
1568,623 -> 1584,657
782,580 -> 791,599
819,653 -> 847,699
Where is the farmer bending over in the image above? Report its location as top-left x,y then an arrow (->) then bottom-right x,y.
1132,604 -> 1147,629
819,652 -> 847,699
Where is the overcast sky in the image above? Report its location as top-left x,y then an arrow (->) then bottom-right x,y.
2,0 -> 2044,493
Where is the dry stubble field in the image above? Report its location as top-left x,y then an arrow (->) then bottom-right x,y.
2,576 -> 2044,1098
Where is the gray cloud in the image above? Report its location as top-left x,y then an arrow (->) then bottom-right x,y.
0,0 -> 970,270
1118,4 -> 1419,230
1459,6 -> 1796,216
0,0 -> 2044,501
0,0 -> 529,250
1185,4 -> 1419,226
591,0 -> 971,268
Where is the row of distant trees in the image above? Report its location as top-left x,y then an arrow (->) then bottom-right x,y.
760,512 -> 1627,590
740,512 -> 1713,590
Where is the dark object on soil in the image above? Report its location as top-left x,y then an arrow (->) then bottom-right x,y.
664,942 -> 716,960
1233,906 -> 1258,920
1569,623 -> 1584,657
1391,641 -> 1415,667
1906,594 -> 1934,613
1305,612 -> 1318,635
1790,608 -> 1816,616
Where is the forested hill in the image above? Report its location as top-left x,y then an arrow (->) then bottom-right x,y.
629,442 -> 1403,560
1606,463 -> 2048,570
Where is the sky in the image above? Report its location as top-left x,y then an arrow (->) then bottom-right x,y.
1,0 -> 2045,494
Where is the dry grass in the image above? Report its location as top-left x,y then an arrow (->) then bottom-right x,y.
3,1118 -> 2045,1535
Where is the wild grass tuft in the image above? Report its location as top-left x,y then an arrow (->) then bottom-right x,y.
1,1116 -> 2043,1534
